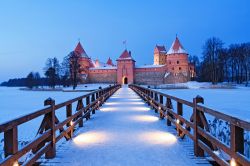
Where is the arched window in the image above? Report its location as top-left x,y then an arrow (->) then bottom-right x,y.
177,60 -> 179,64
169,61 -> 171,64
179,67 -> 181,70
172,67 -> 174,71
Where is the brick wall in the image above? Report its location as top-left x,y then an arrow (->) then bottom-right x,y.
134,70 -> 165,85
88,69 -> 117,83
164,72 -> 189,84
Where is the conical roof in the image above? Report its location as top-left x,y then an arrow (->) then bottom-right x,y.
74,42 -> 89,58
118,49 -> 133,59
167,37 -> 187,54
106,57 -> 114,66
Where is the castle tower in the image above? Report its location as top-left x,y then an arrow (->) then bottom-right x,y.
116,50 -> 135,84
74,42 -> 92,69
166,36 -> 189,75
154,45 -> 167,65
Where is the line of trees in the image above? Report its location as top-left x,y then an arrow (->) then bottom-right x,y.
1,52 -> 82,89
191,37 -> 250,86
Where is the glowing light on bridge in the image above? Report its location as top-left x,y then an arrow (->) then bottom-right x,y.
100,107 -> 117,112
73,131 -> 109,147
105,102 -> 145,105
13,161 -> 19,166
131,115 -> 158,122
133,107 -> 151,112
140,131 -> 177,146
230,158 -> 237,166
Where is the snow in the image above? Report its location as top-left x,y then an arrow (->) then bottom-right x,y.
0,84 -> 110,161
154,87 -> 250,121
164,72 -> 170,78
42,86 -> 205,165
62,84 -> 110,91
89,66 -> 117,70
136,64 -> 165,68
167,47 -> 187,54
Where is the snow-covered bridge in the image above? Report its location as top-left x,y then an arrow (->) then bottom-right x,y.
41,86 -> 210,166
1,85 -> 249,166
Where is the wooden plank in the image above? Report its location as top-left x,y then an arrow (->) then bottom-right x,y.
44,98 -> 56,159
4,127 -> 18,160
0,107 -> 51,132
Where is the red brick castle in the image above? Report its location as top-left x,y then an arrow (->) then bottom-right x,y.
72,36 -> 195,85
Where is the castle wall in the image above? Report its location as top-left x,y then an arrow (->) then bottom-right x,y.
134,67 -> 166,85
88,69 -> 117,83
164,73 -> 188,84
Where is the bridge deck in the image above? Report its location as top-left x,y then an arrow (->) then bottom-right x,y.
42,86 -> 210,166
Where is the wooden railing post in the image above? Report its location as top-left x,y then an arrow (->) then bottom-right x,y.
91,94 -> 96,114
66,104 -> 73,138
230,124 -> 244,165
159,95 -> 164,119
166,98 -> 172,126
177,102 -> 183,136
4,127 -> 18,165
86,96 -> 90,106
76,99 -> 84,127
44,98 -> 56,159
193,95 -> 204,157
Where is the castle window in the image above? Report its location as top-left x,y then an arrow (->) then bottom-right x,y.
169,61 -> 171,64
177,61 -> 179,64
179,67 -> 181,70
172,67 -> 174,71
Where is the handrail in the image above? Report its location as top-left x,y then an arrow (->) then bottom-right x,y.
129,84 -> 250,166
0,84 -> 121,166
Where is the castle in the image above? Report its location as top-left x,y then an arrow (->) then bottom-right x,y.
72,36 -> 195,85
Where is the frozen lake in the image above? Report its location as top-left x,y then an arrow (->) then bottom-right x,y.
155,88 -> 250,121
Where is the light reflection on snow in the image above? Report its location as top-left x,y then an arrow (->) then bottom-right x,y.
100,107 -> 117,112
140,131 -> 177,146
73,131 -> 109,147
131,115 -> 158,122
105,102 -> 145,105
133,107 -> 151,111
100,106 -> 150,112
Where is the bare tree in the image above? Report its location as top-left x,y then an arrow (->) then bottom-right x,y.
202,37 -> 224,84
44,57 -> 60,88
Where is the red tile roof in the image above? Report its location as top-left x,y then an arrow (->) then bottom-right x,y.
74,42 -> 88,57
106,57 -> 114,66
118,50 -> 132,59
155,45 -> 166,53
167,37 -> 187,54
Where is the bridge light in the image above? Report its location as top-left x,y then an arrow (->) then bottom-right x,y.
158,106 -> 161,110
176,119 -> 180,124
13,161 -> 19,166
70,121 -> 73,126
230,158 -> 237,166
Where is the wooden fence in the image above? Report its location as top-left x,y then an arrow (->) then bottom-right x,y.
0,84 -> 120,166
129,84 -> 250,166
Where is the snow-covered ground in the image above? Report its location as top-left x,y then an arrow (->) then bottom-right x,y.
63,83 -> 111,91
154,87 -> 250,122
0,85 -> 107,161
42,86 -> 209,166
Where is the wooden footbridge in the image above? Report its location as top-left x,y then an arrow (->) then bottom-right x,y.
0,85 -> 249,166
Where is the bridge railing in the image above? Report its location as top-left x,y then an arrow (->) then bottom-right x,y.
129,84 -> 250,166
0,84 -> 121,166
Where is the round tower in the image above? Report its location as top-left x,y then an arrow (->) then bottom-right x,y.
166,36 -> 189,76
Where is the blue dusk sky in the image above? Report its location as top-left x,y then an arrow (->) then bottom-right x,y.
0,0 -> 250,82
